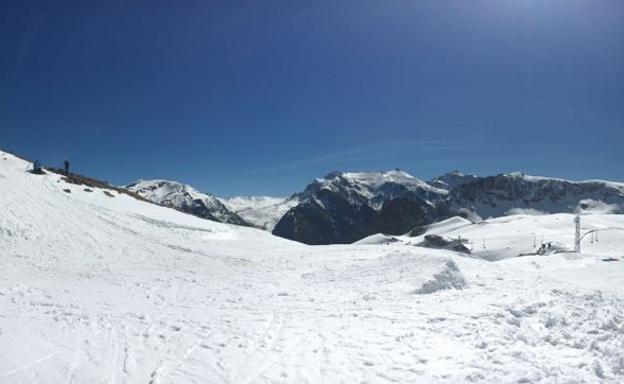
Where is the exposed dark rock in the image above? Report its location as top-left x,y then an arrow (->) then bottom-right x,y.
417,235 -> 471,254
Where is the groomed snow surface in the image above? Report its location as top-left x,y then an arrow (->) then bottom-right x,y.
1,151 -> 624,383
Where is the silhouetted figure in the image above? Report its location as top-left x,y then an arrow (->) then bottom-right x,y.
64,160 -> 70,175
32,160 -> 43,174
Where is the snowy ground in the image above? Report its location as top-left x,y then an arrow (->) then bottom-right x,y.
362,214 -> 624,261
1,151 -> 624,383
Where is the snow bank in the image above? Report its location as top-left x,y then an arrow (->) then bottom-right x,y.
412,260 -> 467,294
302,250 -> 468,295
353,233 -> 401,245
424,216 -> 473,234
506,208 -> 548,216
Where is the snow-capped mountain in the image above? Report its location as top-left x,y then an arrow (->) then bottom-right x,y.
429,170 -> 480,191
126,179 -> 250,226
219,195 -> 299,230
445,172 -> 624,219
272,170 -> 448,244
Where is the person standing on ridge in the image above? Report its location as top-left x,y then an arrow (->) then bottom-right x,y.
33,160 -> 42,174
64,159 -> 70,175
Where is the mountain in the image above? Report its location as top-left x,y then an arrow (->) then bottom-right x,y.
126,179 -> 250,226
445,172 -> 624,219
429,170 -> 480,191
219,195 -> 299,230
272,170 -> 448,244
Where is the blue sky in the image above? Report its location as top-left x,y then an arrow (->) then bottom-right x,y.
1,0 -> 623,196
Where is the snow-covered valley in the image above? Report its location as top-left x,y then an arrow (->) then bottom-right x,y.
1,151 -> 624,383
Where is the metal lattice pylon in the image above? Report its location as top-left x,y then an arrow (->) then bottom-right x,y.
574,215 -> 581,253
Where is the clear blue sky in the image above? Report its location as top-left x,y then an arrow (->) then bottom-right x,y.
1,0 -> 623,196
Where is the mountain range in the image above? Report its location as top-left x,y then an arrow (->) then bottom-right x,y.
126,170 -> 624,245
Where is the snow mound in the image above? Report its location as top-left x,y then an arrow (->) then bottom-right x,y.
424,216 -> 473,234
302,250 -> 467,295
353,233 -> 401,245
506,208 -> 548,216
412,260 -> 467,294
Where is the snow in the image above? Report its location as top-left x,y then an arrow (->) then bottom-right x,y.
2,150 -> 624,383
320,170 -> 448,195
506,208 -> 549,216
508,172 -> 624,190
353,233 -> 401,245
220,196 -> 299,230
404,213 -> 624,261
422,216 -> 474,234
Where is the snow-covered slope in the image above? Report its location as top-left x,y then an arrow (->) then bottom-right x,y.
424,216 -> 474,234
2,150 -> 624,383
220,195 -> 299,230
401,213 -> 624,261
127,179 -> 250,226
